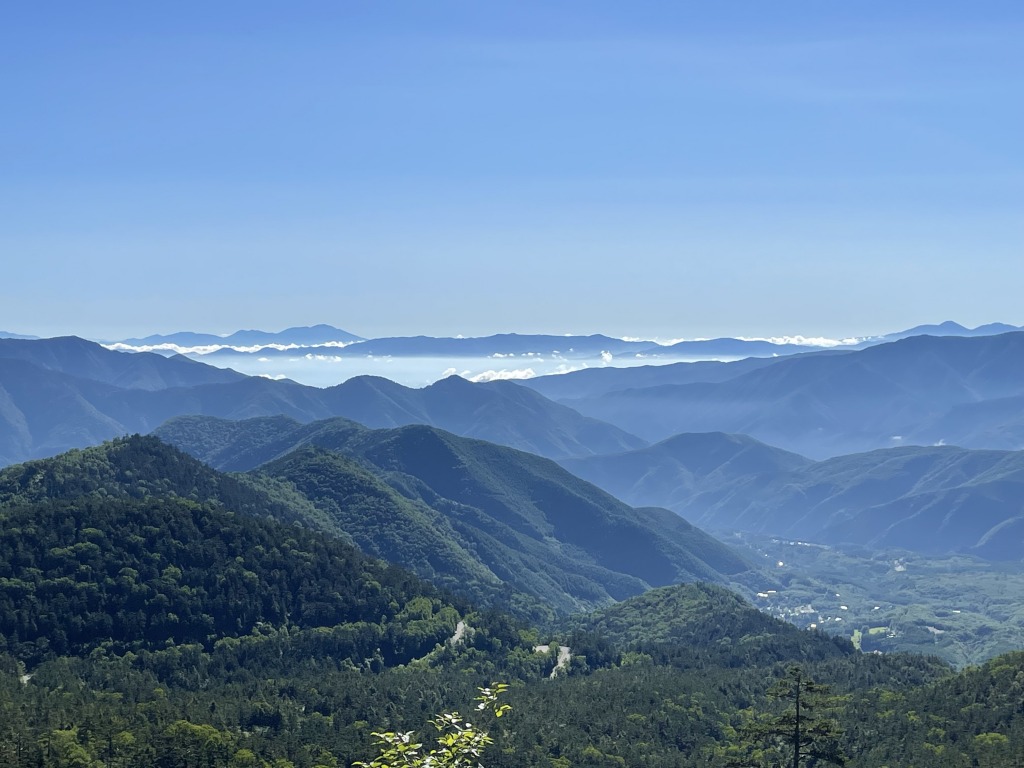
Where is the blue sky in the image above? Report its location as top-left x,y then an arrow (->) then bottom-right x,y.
2,1 -> 1021,341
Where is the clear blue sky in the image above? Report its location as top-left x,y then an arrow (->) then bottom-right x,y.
2,1 -> 1021,341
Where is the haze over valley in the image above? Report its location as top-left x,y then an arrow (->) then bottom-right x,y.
72,320 -> 1019,388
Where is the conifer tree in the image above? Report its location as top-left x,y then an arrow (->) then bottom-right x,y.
729,666 -> 846,768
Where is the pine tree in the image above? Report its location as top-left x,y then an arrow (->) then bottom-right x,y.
729,666 -> 846,768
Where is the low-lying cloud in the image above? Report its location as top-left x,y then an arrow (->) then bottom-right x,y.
467,368 -> 538,383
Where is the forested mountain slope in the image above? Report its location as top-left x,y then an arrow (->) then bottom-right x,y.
156,415 -> 752,615
564,433 -> 1024,558
0,438 -> 520,669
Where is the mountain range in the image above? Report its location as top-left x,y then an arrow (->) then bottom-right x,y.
189,334 -> 829,363
0,336 -> 644,466
534,331 -> 1024,458
108,326 -> 821,359
879,320 -> 1021,341
9,330 -> 1024,470
154,415 -> 751,615
0,336 -> 247,389
104,320 -> 1023,362
116,323 -> 365,347
7,329 -> 1024,563
562,432 -> 1024,559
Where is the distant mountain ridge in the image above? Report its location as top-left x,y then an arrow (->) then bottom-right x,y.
562,433 -> 1024,559
191,333 -> 825,360
541,332 -> 1024,458
116,323 -> 364,347
0,336 -> 247,389
0,337 -> 645,466
103,320 -> 1024,360
876,320 -> 1021,342
8,330 -> 1024,470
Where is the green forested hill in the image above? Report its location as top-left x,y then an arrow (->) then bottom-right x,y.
0,436 -> 550,669
570,583 -> 854,665
0,496 -> 460,666
843,651 -> 1024,766
0,433 -> 340,537
157,415 -> 753,616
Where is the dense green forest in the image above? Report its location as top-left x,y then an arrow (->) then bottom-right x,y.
1,437 -> 1023,767
155,417 -> 752,618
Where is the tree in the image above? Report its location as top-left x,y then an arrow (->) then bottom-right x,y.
730,667 -> 846,768
354,684 -> 510,768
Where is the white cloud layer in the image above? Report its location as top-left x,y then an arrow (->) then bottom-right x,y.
467,368 -> 538,382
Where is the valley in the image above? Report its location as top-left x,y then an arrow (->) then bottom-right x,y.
726,533 -> 1024,667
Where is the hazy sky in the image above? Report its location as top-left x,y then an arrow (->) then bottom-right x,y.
2,2 -> 1022,341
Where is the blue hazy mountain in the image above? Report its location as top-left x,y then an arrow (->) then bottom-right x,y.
873,320 -> 1021,343
525,322 -> 1024,402
0,338 -> 644,466
540,332 -> 1024,458
0,336 -> 247,390
655,337 -> 819,356
562,433 -> 1024,559
524,356 -> 787,400
8,331 -> 1024,466
118,323 -> 364,347
317,374 -> 646,457
0,331 -> 38,340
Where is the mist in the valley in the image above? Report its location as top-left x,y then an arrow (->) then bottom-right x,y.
196,350 -> 735,388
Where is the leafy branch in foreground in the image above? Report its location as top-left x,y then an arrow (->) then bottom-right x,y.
354,683 -> 511,768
